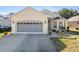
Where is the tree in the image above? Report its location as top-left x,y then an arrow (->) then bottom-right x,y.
59,8 -> 79,19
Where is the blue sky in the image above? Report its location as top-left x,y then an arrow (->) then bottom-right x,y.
0,6 -> 79,15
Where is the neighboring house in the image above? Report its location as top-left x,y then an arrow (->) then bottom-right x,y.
41,9 -> 67,31
68,15 -> 79,30
0,13 -> 14,29
11,7 -> 48,34
0,18 -> 4,28
0,15 -> 11,28
3,16 -> 11,28
0,15 -> 5,28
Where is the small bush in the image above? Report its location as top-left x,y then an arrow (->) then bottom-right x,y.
0,27 -> 11,32
4,32 -> 8,35
49,31 -> 51,35
76,28 -> 79,30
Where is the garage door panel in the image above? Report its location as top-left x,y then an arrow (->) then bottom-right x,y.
17,23 -> 43,32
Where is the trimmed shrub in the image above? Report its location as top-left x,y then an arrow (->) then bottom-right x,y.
0,27 -> 11,32
4,32 -> 8,35
76,28 -> 79,30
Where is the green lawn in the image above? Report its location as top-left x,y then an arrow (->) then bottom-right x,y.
0,32 -> 11,38
0,33 -> 5,38
51,30 -> 79,52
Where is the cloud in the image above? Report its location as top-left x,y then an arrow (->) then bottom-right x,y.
0,12 -> 9,15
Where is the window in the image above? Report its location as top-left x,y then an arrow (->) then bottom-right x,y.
54,26 -> 57,28
17,23 -> 20,24
40,23 -> 42,24
24,23 -> 26,24
17,22 -> 42,24
18,23 -> 23,24
33,23 -> 35,24
36,23 -> 39,24
27,23 -> 29,24
30,23 -> 32,24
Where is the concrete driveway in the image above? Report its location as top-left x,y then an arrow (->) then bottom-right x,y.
0,34 -> 56,52
15,34 -> 56,52
0,34 -> 26,52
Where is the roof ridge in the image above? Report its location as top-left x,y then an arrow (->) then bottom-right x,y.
11,7 -> 47,18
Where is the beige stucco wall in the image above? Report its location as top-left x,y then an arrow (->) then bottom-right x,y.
68,16 -> 79,30
68,21 -> 79,30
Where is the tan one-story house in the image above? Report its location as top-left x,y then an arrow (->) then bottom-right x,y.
68,15 -> 79,30
11,7 -> 67,34
11,7 -> 48,34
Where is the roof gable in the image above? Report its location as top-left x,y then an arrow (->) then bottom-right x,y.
11,7 -> 47,21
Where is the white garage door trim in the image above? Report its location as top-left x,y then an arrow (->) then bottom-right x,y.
12,20 -> 48,34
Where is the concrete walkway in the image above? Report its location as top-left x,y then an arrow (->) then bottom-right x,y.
51,32 -> 60,37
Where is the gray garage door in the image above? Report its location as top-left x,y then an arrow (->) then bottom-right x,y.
17,22 -> 43,32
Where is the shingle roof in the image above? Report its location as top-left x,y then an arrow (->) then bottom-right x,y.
41,9 -> 61,18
